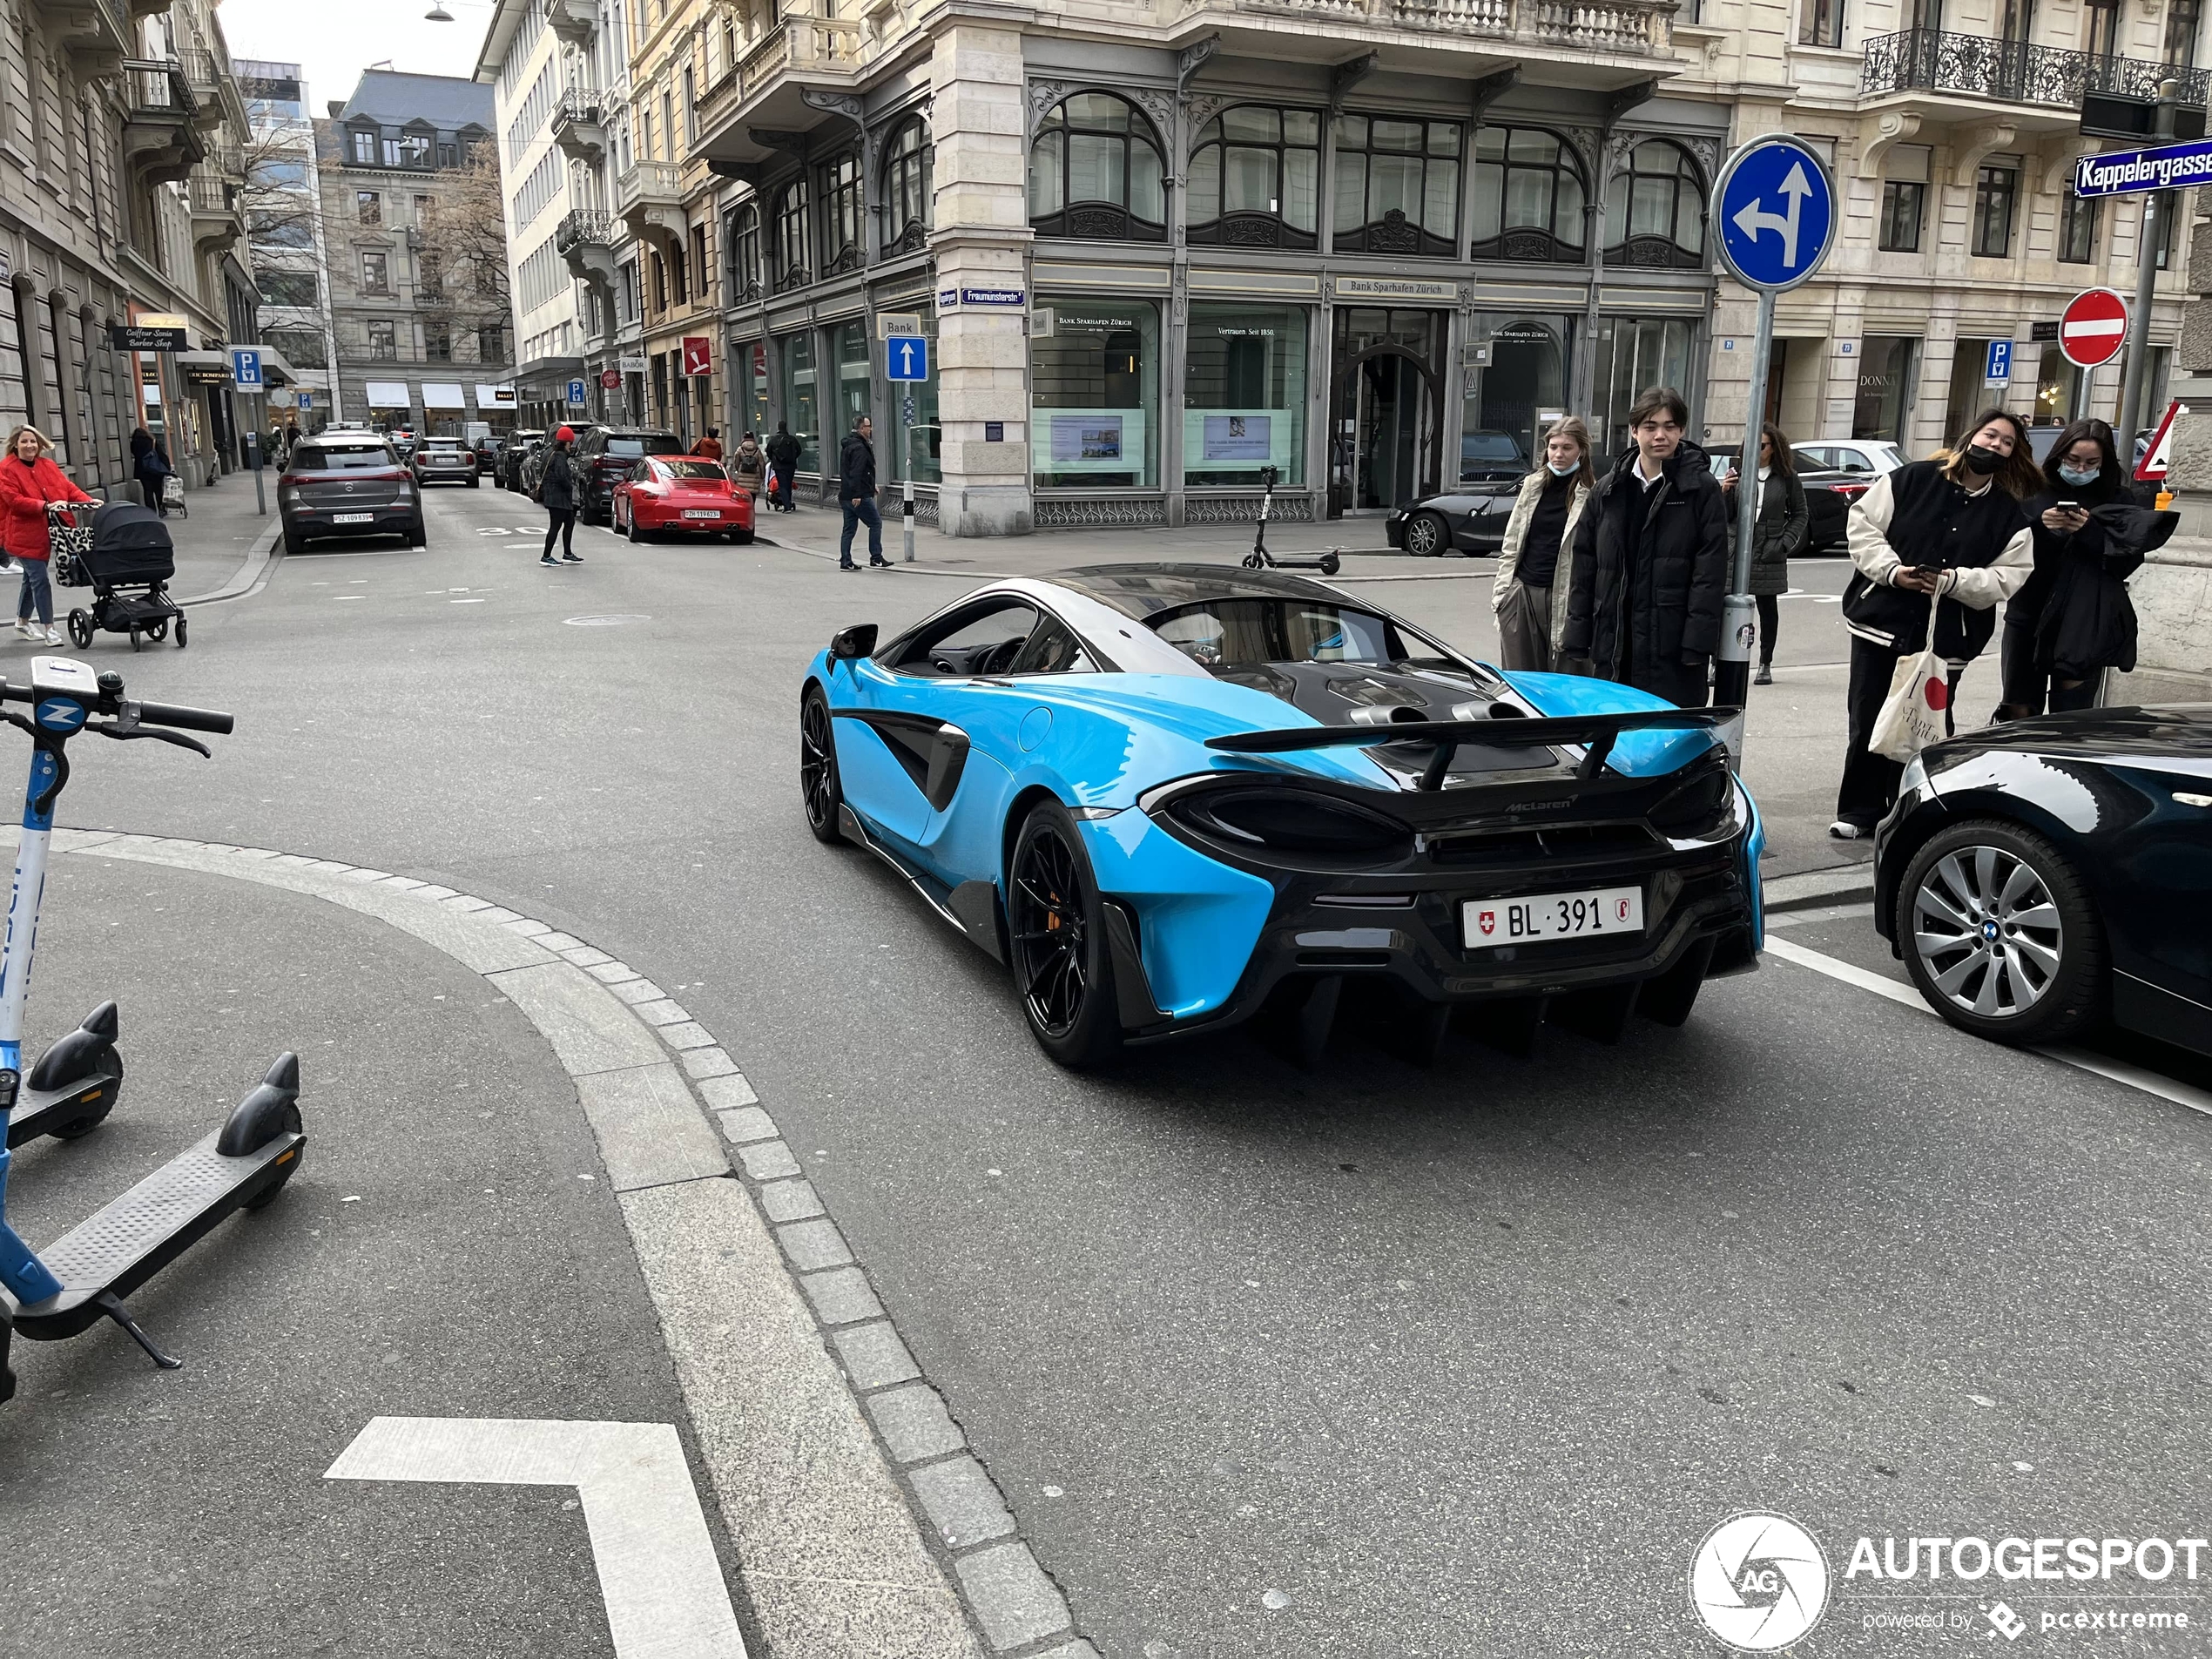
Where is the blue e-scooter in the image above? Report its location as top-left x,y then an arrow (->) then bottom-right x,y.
0,658 -> 305,1402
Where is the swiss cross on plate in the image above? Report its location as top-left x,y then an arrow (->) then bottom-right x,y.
1476,908 -> 1497,937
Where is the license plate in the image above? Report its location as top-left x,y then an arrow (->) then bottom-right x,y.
331,512 -> 374,524
682,509 -> 720,519
1463,886 -> 1643,946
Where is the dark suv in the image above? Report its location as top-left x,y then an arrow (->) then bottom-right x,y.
279,434 -> 424,554
499,429 -> 546,491
572,428 -> 685,523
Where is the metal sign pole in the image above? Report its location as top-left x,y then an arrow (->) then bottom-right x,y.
902,388 -> 915,563
1716,287 -> 1774,721
2118,191 -> 2161,442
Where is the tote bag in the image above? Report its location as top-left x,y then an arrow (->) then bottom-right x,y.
1870,589 -> 1949,763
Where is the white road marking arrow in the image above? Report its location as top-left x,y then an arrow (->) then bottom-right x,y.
1731,161 -> 1814,270
327,1416 -> 747,1659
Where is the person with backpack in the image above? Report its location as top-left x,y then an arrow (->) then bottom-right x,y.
765,421 -> 800,512
731,431 -> 765,496
536,424 -> 583,566
132,425 -> 173,517
0,425 -> 91,644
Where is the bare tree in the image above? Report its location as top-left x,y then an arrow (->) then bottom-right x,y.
416,150 -> 514,365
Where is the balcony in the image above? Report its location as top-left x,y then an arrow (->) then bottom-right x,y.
694,12 -> 867,169
188,172 -> 244,256
552,88 -> 606,165
122,60 -> 205,190
543,0 -> 597,46
179,47 -> 245,133
556,208 -> 621,295
1264,0 -> 1671,54
48,0 -> 129,76
1861,30 -> 2210,131
615,159 -> 689,253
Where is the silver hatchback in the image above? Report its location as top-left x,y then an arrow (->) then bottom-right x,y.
412,440 -> 479,489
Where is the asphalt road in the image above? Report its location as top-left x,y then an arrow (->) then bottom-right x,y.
26,484 -> 2212,1656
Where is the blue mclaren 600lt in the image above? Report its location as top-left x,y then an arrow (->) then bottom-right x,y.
799,564 -> 1764,1068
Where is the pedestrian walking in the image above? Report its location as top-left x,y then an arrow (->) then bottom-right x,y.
731,430 -> 765,495
1829,408 -> 2039,840
131,426 -> 172,517
1491,416 -> 1595,674
1561,387 -> 1730,708
691,427 -> 725,462
1721,422 -> 1809,685
536,423 -> 583,567
1995,418 -> 2174,718
0,425 -> 91,645
838,415 -> 886,570
766,421 -> 800,512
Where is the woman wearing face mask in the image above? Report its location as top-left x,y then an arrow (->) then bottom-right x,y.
1995,419 -> 2150,718
1490,416 -> 1596,673
1830,408 -> 2040,840
1721,422 -> 1809,686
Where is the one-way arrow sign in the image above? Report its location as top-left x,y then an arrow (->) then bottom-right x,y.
885,334 -> 927,381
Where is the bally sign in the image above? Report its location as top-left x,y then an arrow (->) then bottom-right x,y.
680,336 -> 711,377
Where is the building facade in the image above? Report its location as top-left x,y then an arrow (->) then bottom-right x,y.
314,71 -> 520,436
478,0 -> 2202,537
235,60 -> 341,435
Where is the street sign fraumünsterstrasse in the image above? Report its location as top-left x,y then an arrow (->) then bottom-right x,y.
2059,287 -> 2129,369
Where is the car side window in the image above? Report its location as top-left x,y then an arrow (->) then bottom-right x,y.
889,600 -> 1042,678
1008,616 -> 1096,676
1838,450 -> 1872,474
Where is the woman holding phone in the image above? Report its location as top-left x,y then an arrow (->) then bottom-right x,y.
1829,408 -> 2040,840
1995,419 -> 2130,718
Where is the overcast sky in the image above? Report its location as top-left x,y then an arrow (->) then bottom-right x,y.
219,0 -> 499,109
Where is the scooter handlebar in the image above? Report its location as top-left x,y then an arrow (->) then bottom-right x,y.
129,699 -> 234,736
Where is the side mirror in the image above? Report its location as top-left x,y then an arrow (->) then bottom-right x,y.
829,624 -> 878,662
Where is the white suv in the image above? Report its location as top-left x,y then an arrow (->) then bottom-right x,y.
1795,439 -> 1906,475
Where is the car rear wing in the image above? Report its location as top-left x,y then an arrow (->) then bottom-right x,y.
1205,707 -> 1740,789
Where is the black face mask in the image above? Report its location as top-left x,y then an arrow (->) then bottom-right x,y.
1963,444 -> 2005,475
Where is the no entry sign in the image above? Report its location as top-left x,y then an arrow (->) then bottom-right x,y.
2060,287 -> 2129,368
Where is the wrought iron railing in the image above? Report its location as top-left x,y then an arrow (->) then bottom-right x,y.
556,208 -> 613,253
1863,29 -> 2212,109
123,59 -> 198,120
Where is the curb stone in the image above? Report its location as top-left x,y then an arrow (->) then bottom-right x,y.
32,825 -> 1090,1659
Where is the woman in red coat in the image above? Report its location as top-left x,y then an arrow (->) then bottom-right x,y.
0,425 -> 91,645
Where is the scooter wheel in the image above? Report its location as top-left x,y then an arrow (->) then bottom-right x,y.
48,1048 -> 123,1141
241,1105 -> 303,1211
67,610 -> 91,649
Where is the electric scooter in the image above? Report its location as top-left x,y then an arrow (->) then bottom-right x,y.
0,658 -> 305,1403
1240,464 -> 1342,577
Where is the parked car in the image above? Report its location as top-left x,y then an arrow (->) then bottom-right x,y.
388,428 -> 419,462
520,428 -> 591,501
412,436 -> 479,489
611,457 -> 755,543
499,429 -> 546,491
1458,428 -> 1530,487
278,433 -> 425,555
572,427 -> 686,524
1385,484 -> 1518,556
1794,439 -> 1905,476
472,435 -> 504,475
1874,706 -> 2212,1055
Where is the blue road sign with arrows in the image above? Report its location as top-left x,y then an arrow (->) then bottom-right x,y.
1713,137 -> 1837,293
886,335 -> 928,381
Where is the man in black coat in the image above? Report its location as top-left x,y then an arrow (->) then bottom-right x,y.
837,415 -> 885,570
765,421 -> 800,512
1561,387 -> 1731,708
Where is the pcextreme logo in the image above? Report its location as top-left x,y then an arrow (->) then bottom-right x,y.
1689,1513 -> 1831,1650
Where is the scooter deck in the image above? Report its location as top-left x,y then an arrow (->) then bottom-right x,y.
5,1074 -> 117,1149
12,1126 -> 304,1339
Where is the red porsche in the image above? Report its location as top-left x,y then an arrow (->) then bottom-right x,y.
610,457 -> 755,543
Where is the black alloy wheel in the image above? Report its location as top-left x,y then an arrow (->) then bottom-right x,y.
1008,801 -> 1122,1069
799,686 -> 845,846
1403,510 -> 1448,557
1896,818 -> 2103,1044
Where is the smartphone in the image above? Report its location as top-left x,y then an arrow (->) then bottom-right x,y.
2056,501 -> 2080,511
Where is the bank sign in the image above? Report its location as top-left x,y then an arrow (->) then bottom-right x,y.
2074,138 -> 2212,197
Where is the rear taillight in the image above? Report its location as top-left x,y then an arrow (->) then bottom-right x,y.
1832,482 -> 1868,498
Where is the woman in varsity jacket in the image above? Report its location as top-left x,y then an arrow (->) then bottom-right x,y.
1830,408 -> 2040,839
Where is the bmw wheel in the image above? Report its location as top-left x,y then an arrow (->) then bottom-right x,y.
799,685 -> 845,846
1008,801 -> 1122,1069
1403,510 -> 1448,557
1897,819 -> 2103,1044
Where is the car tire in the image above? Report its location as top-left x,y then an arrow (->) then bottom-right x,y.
732,529 -> 754,544
407,517 -> 427,549
1896,818 -> 2104,1046
1403,510 -> 1449,557
283,528 -> 307,556
1008,800 -> 1123,1069
799,685 -> 846,847
625,510 -> 645,544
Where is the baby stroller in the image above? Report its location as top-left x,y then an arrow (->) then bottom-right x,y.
57,500 -> 187,650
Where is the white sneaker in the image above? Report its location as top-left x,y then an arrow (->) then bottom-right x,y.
43,628 -> 62,646
12,620 -> 33,641
1827,819 -> 1867,840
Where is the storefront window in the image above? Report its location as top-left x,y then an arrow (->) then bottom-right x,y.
1464,316 -> 1569,477
833,320 -> 870,450
1184,304 -> 1307,487
1603,140 -> 1707,269
888,309 -> 941,485
779,329 -> 820,473
1595,317 -> 1693,460
2033,347 -> 2083,427
1469,128 -> 1587,263
1031,297 -> 1159,489
1332,115 -> 1461,257
1858,334 -> 1920,442
1187,107 -> 1322,251
739,339 -> 770,441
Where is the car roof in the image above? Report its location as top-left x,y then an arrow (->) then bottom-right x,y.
1051,563 -> 1352,619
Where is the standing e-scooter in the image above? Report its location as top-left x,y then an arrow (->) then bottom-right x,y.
0,658 -> 305,1403
1240,463 -> 1343,577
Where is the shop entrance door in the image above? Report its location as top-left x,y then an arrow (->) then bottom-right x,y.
1328,308 -> 1447,516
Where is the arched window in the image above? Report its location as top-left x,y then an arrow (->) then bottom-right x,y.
819,152 -> 860,275
1604,139 -> 1706,269
1470,127 -> 1587,263
726,202 -> 760,300
1332,115 -> 1461,258
772,181 -> 807,289
1028,92 -> 1166,242
882,116 -> 931,254
1186,105 -> 1321,250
